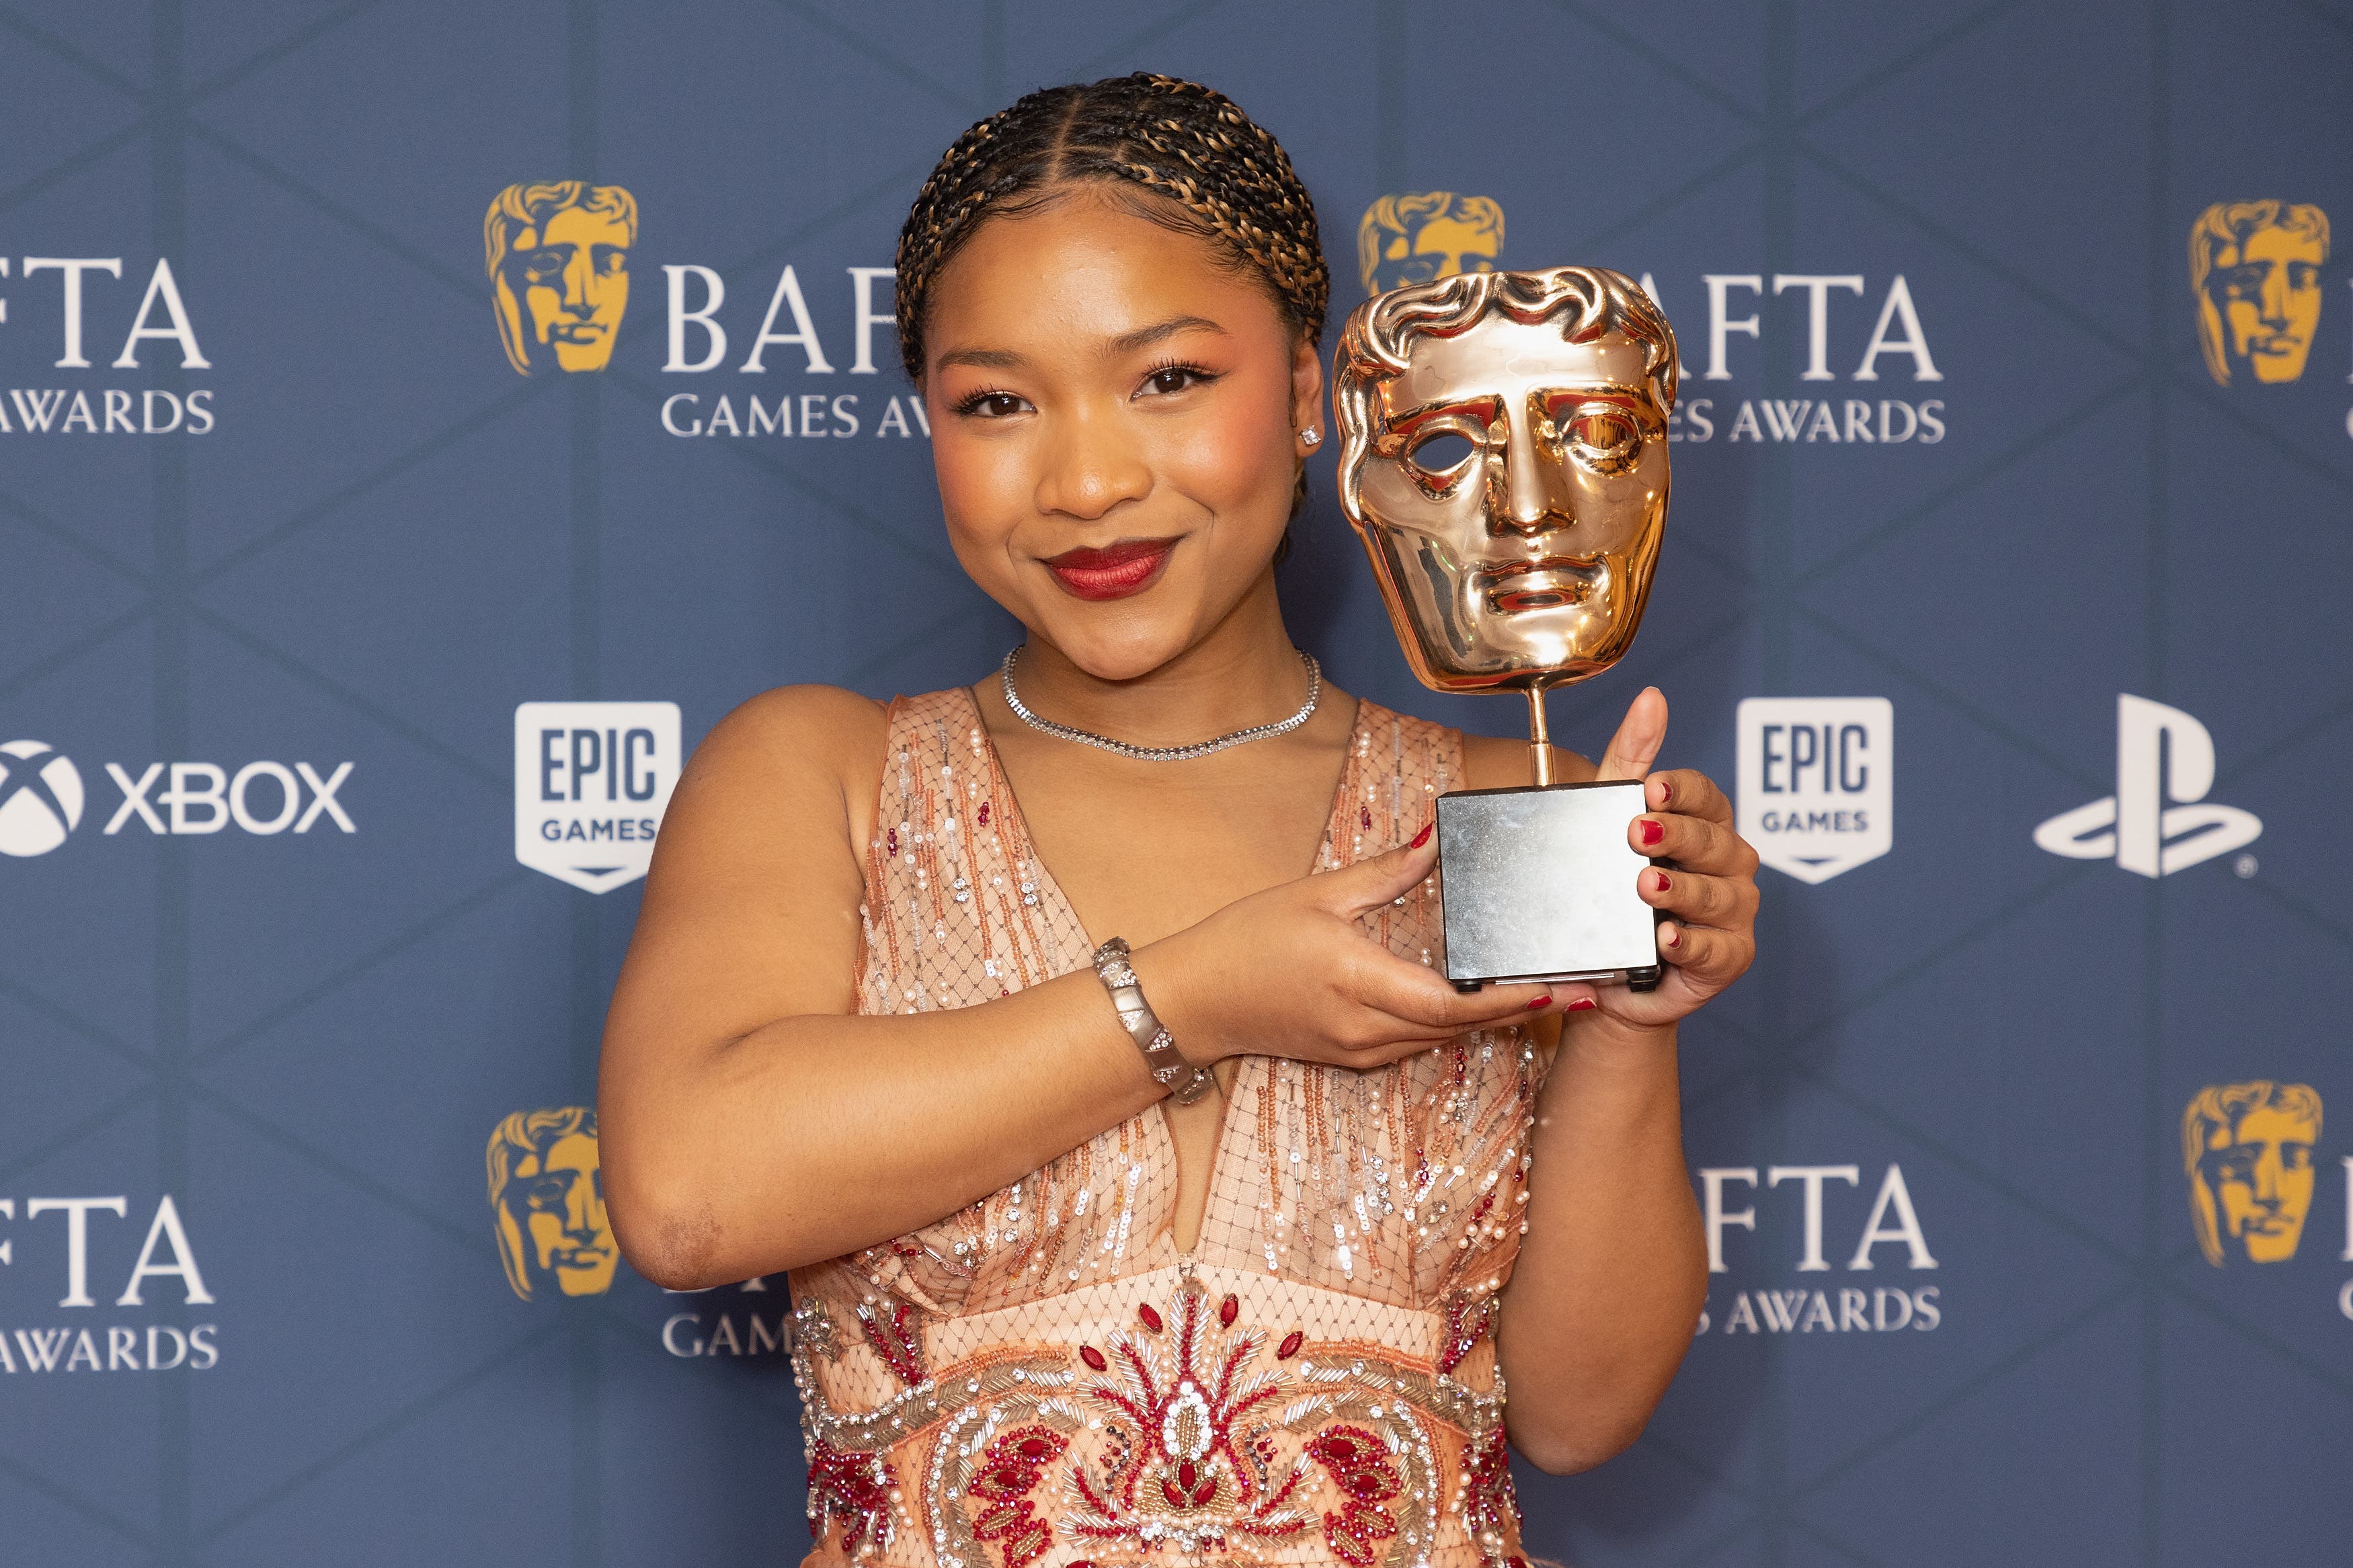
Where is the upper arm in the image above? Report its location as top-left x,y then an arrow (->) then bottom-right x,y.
602,684 -> 886,1077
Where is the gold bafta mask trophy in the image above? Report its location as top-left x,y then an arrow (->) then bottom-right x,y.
1334,265 -> 1677,991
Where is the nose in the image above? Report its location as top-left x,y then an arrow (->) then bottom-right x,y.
1035,406 -> 1152,522
564,1177 -> 602,1239
2251,1149 -> 2282,1206
2258,263 -> 2291,328
1490,403 -> 1566,536
561,249 -> 596,311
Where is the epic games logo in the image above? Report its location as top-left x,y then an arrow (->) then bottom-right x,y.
1735,698 -> 1893,884
512,701 -> 681,894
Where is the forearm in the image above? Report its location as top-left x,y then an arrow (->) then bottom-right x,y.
1494,1015 -> 1705,1474
600,964 -> 1161,1288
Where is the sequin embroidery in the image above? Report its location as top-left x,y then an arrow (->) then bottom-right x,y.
793,688 -> 1541,1568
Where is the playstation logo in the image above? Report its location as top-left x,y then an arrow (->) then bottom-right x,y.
2033,695 -> 2260,876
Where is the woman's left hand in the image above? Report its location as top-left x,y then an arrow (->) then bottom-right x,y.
1550,686 -> 1759,1031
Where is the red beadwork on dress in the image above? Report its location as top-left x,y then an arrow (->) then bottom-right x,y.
794,688 -> 1542,1568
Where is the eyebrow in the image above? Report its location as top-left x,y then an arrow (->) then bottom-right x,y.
932,345 -> 1024,372
931,315 -> 1228,376
1107,315 -> 1227,357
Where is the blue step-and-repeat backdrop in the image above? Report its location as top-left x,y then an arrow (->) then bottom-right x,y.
3,2 -> 2349,1564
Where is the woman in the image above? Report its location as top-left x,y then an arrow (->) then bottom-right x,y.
600,74 -> 1757,1568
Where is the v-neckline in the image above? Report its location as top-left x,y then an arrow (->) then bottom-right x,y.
952,680 -> 1370,1265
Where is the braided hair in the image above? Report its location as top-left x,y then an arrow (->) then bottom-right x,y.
894,73 -> 1329,384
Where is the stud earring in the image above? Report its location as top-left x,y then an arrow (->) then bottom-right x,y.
1300,426 -> 1322,447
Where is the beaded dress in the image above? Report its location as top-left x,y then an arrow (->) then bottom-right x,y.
791,686 -> 1545,1568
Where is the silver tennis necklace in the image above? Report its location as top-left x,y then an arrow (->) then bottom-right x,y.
1000,645 -> 1320,762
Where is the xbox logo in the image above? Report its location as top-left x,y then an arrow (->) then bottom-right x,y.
0,740 -> 85,857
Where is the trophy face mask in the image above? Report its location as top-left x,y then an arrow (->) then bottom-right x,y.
1334,266 -> 1677,694
1334,268 -> 1679,991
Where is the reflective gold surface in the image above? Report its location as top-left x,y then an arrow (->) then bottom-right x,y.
1333,267 -> 1679,739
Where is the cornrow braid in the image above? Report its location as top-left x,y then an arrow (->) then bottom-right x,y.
893,73 -> 1329,384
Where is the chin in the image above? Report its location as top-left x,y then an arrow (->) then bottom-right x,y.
1033,614 -> 1199,684
1025,564 -> 1257,681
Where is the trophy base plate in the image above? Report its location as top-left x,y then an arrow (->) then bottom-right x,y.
1435,778 -> 1661,991
1450,966 -> 1664,993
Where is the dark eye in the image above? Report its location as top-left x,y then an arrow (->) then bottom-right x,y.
1140,365 -> 1211,397
1406,429 -> 1476,477
1563,409 -> 1640,472
958,391 -> 1027,419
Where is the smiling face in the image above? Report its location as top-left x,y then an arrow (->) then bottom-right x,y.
921,190 -> 1320,682
1334,267 -> 1675,694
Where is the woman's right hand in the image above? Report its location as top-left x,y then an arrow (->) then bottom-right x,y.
1133,828 -> 1560,1071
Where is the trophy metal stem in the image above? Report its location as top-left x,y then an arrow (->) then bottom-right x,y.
1525,685 -> 1554,787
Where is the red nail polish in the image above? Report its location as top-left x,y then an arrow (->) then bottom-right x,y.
1639,819 -> 1664,847
1526,995 -> 1551,1011
1409,821 -> 1433,849
1658,780 -> 1673,805
1568,998 -> 1597,1011
1654,871 -> 1673,893
1665,926 -> 1682,948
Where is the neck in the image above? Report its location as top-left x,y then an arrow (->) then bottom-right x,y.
1004,571 -> 1312,749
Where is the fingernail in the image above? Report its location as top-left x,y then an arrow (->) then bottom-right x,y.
1658,780 -> 1673,804
1409,821 -> 1433,849
1526,995 -> 1552,1011
1639,819 -> 1665,847
1568,997 -> 1597,1012
1665,925 -> 1682,948
1654,871 -> 1673,893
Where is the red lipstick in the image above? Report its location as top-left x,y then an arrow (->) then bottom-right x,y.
1044,537 -> 1176,601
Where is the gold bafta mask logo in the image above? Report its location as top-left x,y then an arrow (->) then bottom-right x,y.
488,1106 -> 618,1298
2183,1081 -> 2323,1266
1357,192 -> 1505,297
2190,201 -> 2329,385
485,181 -> 639,374
1333,266 -> 1677,694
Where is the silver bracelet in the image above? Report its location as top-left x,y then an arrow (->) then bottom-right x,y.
1088,937 -> 1215,1105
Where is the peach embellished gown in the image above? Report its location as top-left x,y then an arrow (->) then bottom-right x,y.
790,687 -> 1546,1568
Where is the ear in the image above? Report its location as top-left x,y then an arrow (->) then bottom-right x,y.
1291,332 -> 1326,439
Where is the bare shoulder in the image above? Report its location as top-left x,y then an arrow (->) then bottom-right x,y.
1458,731 -> 1597,792
657,684 -> 889,874
684,684 -> 884,789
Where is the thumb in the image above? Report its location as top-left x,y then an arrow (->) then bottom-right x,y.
1595,686 -> 1668,782
1314,822 -> 1441,916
